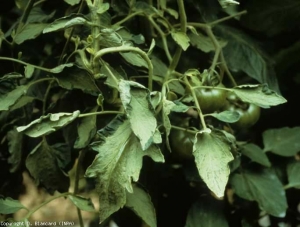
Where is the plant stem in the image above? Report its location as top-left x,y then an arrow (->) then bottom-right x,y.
112,11 -> 142,28
220,51 -> 238,87
171,125 -> 197,134
93,46 -> 153,91
24,192 -> 71,219
78,110 -> 124,118
209,10 -> 247,27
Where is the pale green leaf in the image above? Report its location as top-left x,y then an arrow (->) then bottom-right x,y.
126,185 -> 157,227
24,65 -> 34,79
164,7 -> 178,19
97,2 -> 110,14
263,127 -> 300,156
171,31 -> 190,51
210,110 -> 240,123
218,0 -> 239,8
232,84 -> 287,108
171,101 -> 190,113
0,85 -> 27,111
14,23 -> 47,44
68,195 -> 96,212
241,143 -> 271,167
119,80 -> 157,150
74,107 -> 97,149
185,198 -> 229,227
162,99 -> 175,150
188,32 -> 227,53
287,161 -> 300,188
150,91 -> 162,109
26,140 -> 70,194
147,39 -> 155,55
43,15 -> 88,33
0,198 -> 27,214
17,110 -> 80,137
230,169 -> 288,217
49,63 -> 73,73
99,28 -> 123,47
85,116 -> 164,222
100,62 -> 124,89
120,52 -> 148,68
64,0 -> 80,6
194,131 -> 234,198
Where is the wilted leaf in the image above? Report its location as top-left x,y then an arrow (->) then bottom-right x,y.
17,110 -> 80,137
219,25 -> 279,92
126,185 -> 157,227
26,140 -> 70,194
14,23 -> 47,44
119,80 -> 157,150
240,143 -> 271,167
286,161 -> 300,188
49,63 -> 74,73
68,195 -> 96,212
230,169 -> 288,217
64,0 -> 80,6
120,52 -> 148,68
43,15 -> 88,33
193,131 -> 234,198
24,65 -> 34,78
7,128 -> 23,173
232,84 -> 287,108
241,0 -> 300,36
74,106 -> 98,149
188,32 -> 227,53
0,198 -> 27,214
0,85 -> 27,111
210,110 -> 240,123
185,198 -> 229,227
263,127 -> 300,156
85,116 -> 164,222
171,31 -> 190,51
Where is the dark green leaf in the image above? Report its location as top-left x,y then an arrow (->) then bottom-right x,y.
286,161 -> 300,188
210,110 -> 240,123
27,7 -> 56,23
119,80 -> 157,150
120,52 -> 148,68
74,106 -> 98,149
241,0 -> 300,36
68,195 -> 96,212
7,127 -> 23,173
232,84 -> 287,108
263,127 -> 300,156
14,23 -> 47,44
0,85 -> 27,111
241,143 -> 271,167
126,185 -> 157,227
17,110 -> 80,137
185,198 -> 229,227
10,96 -> 35,111
26,140 -> 70,194
230,169 -> 288,217
0,198 -> 27,214
194,130 -> 234,198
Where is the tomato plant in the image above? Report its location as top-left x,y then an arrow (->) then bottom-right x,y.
0,0 -> 299,227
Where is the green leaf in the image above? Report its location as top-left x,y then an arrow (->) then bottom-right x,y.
43,15 -> 88,33
126,185 -> 157,227
54,67 -> 100,95
120,52 -> 148,68
232,84 -> 287,108
162,99 -> 175,151
99,28 -> 123,47
17,110 -> 80,137
49,63 -> 74,73
10,96 -> 35,111
240,143 -> 271,167
241,0 -> 300,36
27,7 -> 56,23
26,140 -> 70,194
193,130 -> 234,198
14,23 -> 47,44
7,128 -> 23,173
230,169 -> 288,217
0,85 -> 27,111
100,62 -> 125,89
164,7 -> 178,19
119,80 -> 157,150
188,31 -> 227,53
218,0 -> 239,8
219,25 -> 279,92
74,106 -> 98,149
171,101 -> 190,113
286,161 -> 300,188
210,110 -> 240,123
263,127 -> 300,156
24,65 -> 34,78
171,31 -> 190,51
68,195 -> 96,212
64,0 -> 80,6
0,198 -> 27,214
185,198 -> 229,227
85,116 -> 164,222
97,2 -> 110,14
